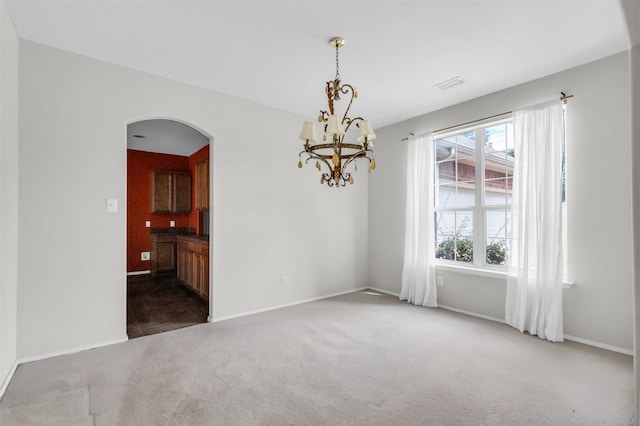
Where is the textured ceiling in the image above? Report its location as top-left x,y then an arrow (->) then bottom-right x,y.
5,0 -> 632,137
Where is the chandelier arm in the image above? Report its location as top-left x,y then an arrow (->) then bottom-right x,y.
318,110 -> 332,137
342,118 -> 352,133
339,84 -> 357,125
341,150 -> 370,171
343,117 -> 365,134
301,151 -> 342,188
300,150 -> 334,172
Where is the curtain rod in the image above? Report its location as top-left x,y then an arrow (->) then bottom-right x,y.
401,92 -> 573,141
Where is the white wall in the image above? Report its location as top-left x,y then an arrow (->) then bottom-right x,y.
631,43 -> 640,426
0,0 -> 19,394
17,41 -> 368,359
622,3 -> 640,421
369,52 -> 634,351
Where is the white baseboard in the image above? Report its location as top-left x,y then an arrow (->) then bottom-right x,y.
16,336 -> 129,368
366,286 -> 400,297
365,288 -> 506,324
364,288 -> 633,356
438,304 -> 507,324
437,305 -> 632,355
434,304 -> 633,355
0,359 -> 19,401
126,270 -> 150,276
210,287 -> 369,323
563,334 -> 633,356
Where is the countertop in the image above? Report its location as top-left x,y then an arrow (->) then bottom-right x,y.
150,227 -> 195,235
150,227 -> 208,242
176,234 -> 209,243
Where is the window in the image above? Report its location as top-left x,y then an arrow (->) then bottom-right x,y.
434,117 -> 514,267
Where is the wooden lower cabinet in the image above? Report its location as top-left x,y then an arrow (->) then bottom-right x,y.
151,234 -> 177,275
177,236 -> 209,300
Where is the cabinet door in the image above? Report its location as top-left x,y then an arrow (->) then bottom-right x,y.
176,239 -> 209,300
201,251 -> 210,298
177,245 -> 187,282
203,264 -> 210,298
200,253 -> 208,297
187,250 -> 195,290
202,159 -> 209,210
151,171 -> 173,213
190,252 -> 199,294
154,241 -> 176,273
195,159 -> 209,211
173,172 -> 192,213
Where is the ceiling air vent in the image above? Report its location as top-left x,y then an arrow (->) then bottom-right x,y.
434,76 -> 468,91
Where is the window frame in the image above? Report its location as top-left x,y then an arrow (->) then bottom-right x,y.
433,115 -> 513,270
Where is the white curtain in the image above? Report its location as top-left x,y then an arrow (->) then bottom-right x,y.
505,101 -> 565,342
400,134 -> 437,307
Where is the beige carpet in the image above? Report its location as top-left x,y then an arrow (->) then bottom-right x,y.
0,290 -> 634,425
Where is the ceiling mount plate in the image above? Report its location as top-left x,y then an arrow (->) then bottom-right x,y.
329,37 -> 345,48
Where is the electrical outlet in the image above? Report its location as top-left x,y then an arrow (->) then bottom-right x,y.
436,276 -> 444,286
281,275 -> 288,286
145,221 -> 151,228
170,220 -> 175,227
141,252 -> 150,261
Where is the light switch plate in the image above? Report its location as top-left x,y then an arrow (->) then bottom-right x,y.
170,220 -> 175,227
145,221 -> 151,228
106,198 -> 118,213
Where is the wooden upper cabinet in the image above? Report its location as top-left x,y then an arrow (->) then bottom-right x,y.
173,172 -> 192,213
151,171 -> 173,213
195,158 -> 209,211
151,171 -> 192,213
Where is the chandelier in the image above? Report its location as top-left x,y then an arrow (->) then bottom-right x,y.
298,37 -> 376,187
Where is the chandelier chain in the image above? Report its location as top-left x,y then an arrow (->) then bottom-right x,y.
335,43 -> 340,81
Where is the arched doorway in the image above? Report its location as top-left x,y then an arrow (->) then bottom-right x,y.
125,118 -> 212,338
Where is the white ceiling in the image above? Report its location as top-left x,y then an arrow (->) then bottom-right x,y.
5,0 -> 632,135
127,119 -> 210,156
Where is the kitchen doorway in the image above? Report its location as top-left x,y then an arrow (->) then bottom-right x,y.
126,118 -> 212,338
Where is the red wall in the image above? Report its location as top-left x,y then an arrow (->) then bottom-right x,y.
127,149 -> 205,273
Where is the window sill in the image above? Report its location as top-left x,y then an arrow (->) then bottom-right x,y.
434,262 -> 575,288
435,262 -> 507,279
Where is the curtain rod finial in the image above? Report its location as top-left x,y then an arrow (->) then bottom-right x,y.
560,92 -> 573,104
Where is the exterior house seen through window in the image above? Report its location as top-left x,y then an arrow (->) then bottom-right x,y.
434,118 -> 514,267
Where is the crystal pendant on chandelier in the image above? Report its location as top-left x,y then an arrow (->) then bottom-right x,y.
297,37 -> 376,187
